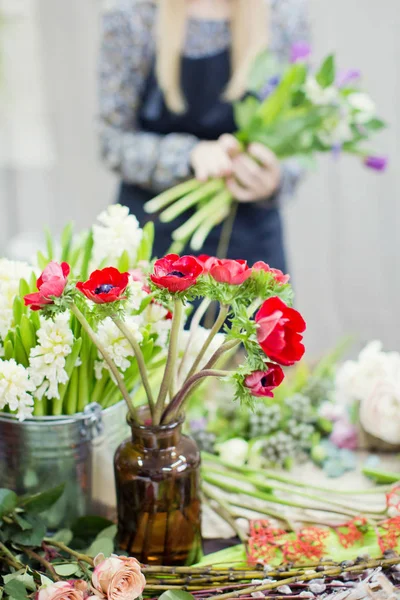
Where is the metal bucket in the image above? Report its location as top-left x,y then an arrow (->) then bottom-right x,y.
0,402 -> 130,528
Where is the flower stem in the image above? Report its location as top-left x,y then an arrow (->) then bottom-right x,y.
153,298 -> 183,425
43,539 -> 94,566
178,298 -> 211,383
216,199 -> 237,259
202,487 -> 247,543
0,541 -> 24,570
185,304 -> 229,381
20,546 -> 61,581
70,304 -> 137,421
162,369 -> 230,424
113,316 -> 155,418
202,339 -> 241,371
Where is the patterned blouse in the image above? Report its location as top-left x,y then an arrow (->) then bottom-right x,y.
99,0 -> 311,195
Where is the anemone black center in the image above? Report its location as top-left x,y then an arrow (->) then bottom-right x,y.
260,376 -> 269,387
167,270 -> 185,278
95,284 -> 114,294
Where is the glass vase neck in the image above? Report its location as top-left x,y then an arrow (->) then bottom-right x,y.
129,412 -> 184,450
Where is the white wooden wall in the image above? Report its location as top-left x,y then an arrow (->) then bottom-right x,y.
0,0 -> 398,358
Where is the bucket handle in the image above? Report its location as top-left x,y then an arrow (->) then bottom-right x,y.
80,403 -> 103,441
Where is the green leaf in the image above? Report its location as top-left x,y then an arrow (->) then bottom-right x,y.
247,49 -> 280,93
19,484 -> 65,514
57,338 -> 82,406
71,516 -> 113,540
19,278 -> 31,299
37,250 -> 48,271
0,489 -> 17,518
257,63 -> 307,125
3,339 -> 14,361
316,54 -> 335,88
4,580 -> 28,600
44,226 -> 54,261
40,574 -> 53,587
13,513 -> 33,531
61,222 -> 74,263
234,96 -> 260,133
159,591 -> 196,600
118,250 -> 130,273
51,528 -> 73,545
11,514 -> 46,546
86,537 -> 114,558
3,571 -> 36,592
96,524 -> 117,540
136,221 -> 155,263
12,297 -> 24,327
364,117 -> 386,131
19,315 -> 37,355
13,330 -> 29,367
81,230 -> 94,281
53,563 -> 80,576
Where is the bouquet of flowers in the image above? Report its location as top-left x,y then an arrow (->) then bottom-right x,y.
0,205 -> 168,419
145,47 -> 387,252
12,247 -> 306,427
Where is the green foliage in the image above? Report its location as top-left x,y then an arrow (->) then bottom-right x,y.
18,484 -> 65,515
159,592 -> 196,600
0,490 -> 17,518
316,54 -> 336,88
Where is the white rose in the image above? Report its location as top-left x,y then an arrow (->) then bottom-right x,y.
304,77 -> 338,106
359,379 -> 400,445
347,92 -> 376,123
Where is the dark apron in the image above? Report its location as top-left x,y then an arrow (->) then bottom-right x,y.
118,49 -> 287,271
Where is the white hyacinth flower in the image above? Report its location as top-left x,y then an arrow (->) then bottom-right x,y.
0,258 -> 35,340
95,315 -> 144,375
28,312 -> 74,400
216,438 -> 249,466
126,279 -> 148,312
304,77 -> 338,106
178,326 -> 225,383
0,358 -> 35,420
347,92 -> 376,123
91,204 -> 143,269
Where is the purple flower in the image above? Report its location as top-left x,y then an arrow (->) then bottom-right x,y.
364,155 -> 388,172
330,420 -> 358,450
336,69 -> 361,88
259,74 -> 281,101
290,41 -> 311,63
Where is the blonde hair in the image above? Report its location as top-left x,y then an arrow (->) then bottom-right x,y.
155,0 -> 269,113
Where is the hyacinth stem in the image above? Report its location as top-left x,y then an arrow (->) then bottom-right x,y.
172,190 -> 232,242
178,298 -> 211,383
153,298 -> 183,425
144,178 -> 202,214
203,465 -> 385,516
160,179 -> 225,223
202,473 -> 370,520
162,370 -> 231,424
190,200 -> 231,251
202,488 -> 248,543
113,316 -> 155,418
185,304 -> 230,381
70,304 -> 137,421
201,452 -> 390,496
216,199 -> 237,259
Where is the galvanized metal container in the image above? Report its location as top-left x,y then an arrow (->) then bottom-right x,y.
0,402 -> 130,528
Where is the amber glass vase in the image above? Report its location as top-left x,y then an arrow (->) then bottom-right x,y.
114,410 -> 202,565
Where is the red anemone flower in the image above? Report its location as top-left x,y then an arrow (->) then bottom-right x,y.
76,267 -> 129,304
244,364 -> 285,397
209,258 -> 252,285
255,297 -> 306,366
24,261 -> 70,311
252,261 -> 290,285
150,254 -> 203,293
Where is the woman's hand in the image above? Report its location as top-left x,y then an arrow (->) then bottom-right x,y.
226,143 -> 281,203
190,140 -> 235,182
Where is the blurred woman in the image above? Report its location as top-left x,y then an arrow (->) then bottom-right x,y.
99,0 -> 309,270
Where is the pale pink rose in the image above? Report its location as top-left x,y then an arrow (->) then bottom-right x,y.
91,553 -> 146,600
360,380 -> 400,445
36,581 -> 86,600
330,419 -> 358,450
